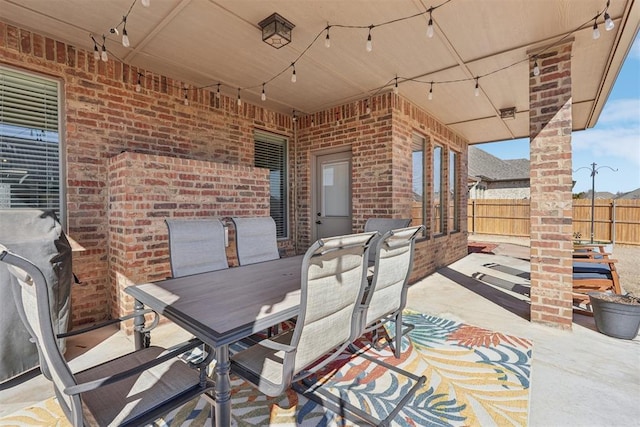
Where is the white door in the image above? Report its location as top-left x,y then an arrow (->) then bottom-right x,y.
314,151 -> 352,240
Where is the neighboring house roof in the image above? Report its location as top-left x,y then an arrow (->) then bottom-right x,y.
580,190 -> 616,199
468,146 -> 530,182
615,188 -> 640,199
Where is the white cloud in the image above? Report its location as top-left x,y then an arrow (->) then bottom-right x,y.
630,35 -> 640,60
599,98 -> 640,125
572,127 -> 640,167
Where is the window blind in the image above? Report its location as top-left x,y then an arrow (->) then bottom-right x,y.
254,131 -> 288,238
0,66 -> 61,214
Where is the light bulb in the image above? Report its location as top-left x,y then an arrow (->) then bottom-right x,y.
261,85 -> 266,101
184,97 -> 189,106
533,60 -> 540,76
428,85 -> 433,100
122,31 -> 130,48
93,45 -> 100,60
365,103 -> 371,114
237,90 -> 241,106
216,84 -> 221,99
101,47 -> 108,62
474,83 -> 480,97
135,81 -> 141,92
325,31 -> 330,48
366,33 -> 372,52
592,21 -> 600,39
604,12 -> 615,31
141,0 -> 150,7
393,77 -> 399,95
291,67 -> 297,83
426,18 -> 434,38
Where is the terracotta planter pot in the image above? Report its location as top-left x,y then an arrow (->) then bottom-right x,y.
589,292 -> 640,340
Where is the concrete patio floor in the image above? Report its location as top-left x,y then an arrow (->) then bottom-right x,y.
1,246 -> 639,426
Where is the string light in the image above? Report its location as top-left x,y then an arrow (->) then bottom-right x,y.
122,16 -> 130,47
292,109 -> 297,122
92,38 -> 100,60
261,83 -> 267,101
365,99 -> 371,114
100,0 -> 613,112
135,74 -> 142,92
100,35 -> 108,62
183,87 -> 189,106
592,18 -> 600,39
533,59 -> 540,76
426,9 -> 434,38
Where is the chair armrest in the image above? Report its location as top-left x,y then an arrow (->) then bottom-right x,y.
57,309 -> 159,338
573,258 -> 618,264
257,338 -> 295,353
63,338 -> 202,395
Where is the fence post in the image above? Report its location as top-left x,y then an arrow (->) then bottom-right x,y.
472,200 -> 476,234
611,200 -> 616,247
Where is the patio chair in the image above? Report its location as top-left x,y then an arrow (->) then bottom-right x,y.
231,216 -> 280,265
0,245 -> 215,427
166,218 -> 228,277
364,218 -> 412,265
573,257 -> 622,309
356,225 -> 424,358
230,231 -> 376,397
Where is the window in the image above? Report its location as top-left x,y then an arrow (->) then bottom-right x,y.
0,66 -> 62,218
411,133 -> 425,235
433,145 -> 444,235
449,150 -> 459,232
254,131 -> 288,238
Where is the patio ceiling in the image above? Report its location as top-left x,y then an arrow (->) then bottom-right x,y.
1,0 -> 638,144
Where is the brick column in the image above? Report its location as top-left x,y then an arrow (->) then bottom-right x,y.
528,39 -> 574,329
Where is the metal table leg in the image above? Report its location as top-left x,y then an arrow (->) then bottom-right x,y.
214,344 -> 232,427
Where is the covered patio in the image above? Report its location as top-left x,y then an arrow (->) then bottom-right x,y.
1,1 -> 640,425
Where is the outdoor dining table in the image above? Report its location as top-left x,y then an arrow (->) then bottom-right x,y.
125,255 -> 304,427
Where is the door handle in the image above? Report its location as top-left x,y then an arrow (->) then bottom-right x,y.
315,220 -> 322,224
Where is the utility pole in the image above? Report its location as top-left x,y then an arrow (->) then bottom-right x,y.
574,163 -> 617,243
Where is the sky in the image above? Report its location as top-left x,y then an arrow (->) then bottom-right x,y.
479,34 -> 640,195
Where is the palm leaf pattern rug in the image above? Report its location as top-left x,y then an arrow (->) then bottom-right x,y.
0,311 -> 532,426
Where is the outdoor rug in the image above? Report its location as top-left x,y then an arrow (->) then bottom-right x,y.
0,311 -> 533,426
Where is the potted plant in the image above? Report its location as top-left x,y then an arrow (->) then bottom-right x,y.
588,292 -> 640,340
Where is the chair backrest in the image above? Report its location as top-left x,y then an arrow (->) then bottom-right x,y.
289,231 -> 376,376
360,225 -> 424,332
0,245 -> 78,417
231,217 -> 280,265
165,219 -> 228,277
364,218 -> 412,263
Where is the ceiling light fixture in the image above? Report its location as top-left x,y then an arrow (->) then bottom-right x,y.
258,13 -> 295,49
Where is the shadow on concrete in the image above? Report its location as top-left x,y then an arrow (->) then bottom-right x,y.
438,267 -> 531,321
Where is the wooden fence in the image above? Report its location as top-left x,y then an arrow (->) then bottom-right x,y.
467,199 -> 640,245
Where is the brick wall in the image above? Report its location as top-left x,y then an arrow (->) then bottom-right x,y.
108,152 -> 270,320
296,94 -> 469,283
528,39 -> 574,329
0,21 -> 293,326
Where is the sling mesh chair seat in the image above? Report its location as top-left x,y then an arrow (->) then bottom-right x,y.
165,218 -> 229,277
230,231 -> 376,397
364,218 -> 412,265
0,245 -> 215,427
231,216 -> 280,266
